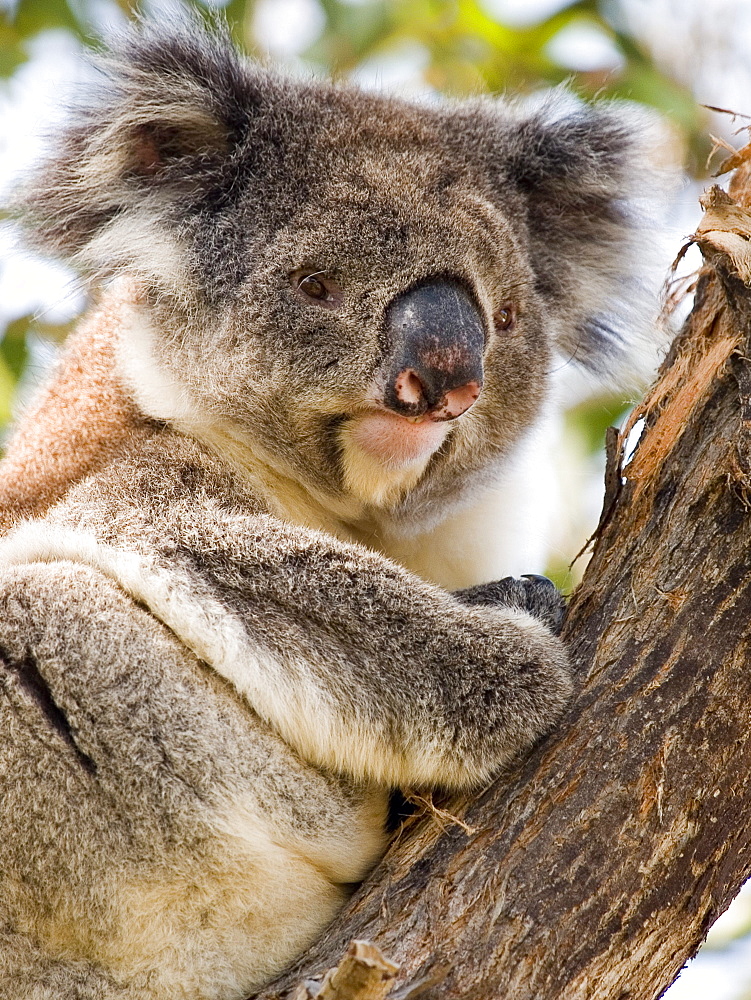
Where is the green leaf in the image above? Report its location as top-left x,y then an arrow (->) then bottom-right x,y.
0,348 -> 17,428
11,0 -> 86,40
0,315 -> 31,380
566,396 -> 630,456
0,20 -> 27,77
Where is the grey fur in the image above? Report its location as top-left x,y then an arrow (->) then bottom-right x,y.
456,575 -> 567,634
0,17 -> 666,999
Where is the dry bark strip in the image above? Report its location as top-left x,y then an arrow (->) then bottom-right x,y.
251,165 -> 751,1000
290,941 -> 398,1000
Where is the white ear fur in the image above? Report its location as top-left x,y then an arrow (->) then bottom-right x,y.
16,19 -> 244,276
83,212 -> 191,297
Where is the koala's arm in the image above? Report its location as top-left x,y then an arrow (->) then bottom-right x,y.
168,519 -> 572,789
20,499 -> 571,791
217,522 -> 570,789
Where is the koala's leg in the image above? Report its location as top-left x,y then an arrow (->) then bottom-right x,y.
51,508 -> 573,792
0,929 -> 137,1000
0,559 -> 387,1000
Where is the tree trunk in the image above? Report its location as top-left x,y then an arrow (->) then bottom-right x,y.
252,164 -> 751,1000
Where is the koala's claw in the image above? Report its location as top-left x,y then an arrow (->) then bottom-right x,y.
522,573 -> 557,589
454,575 -> 567,635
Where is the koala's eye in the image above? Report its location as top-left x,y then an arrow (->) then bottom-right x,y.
299,275 -> 327,300
494,302 -> 515,331
290,270 -> 343,309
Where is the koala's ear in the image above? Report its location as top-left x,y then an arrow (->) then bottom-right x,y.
497,95 -> 673,390
16,18 -> 253,288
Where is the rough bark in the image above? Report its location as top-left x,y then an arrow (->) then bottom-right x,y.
291,942 -> 398,1000
252,164 -> 751,1000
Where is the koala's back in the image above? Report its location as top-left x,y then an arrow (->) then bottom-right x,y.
0,291 -> 150,536
0,558 -> 387,999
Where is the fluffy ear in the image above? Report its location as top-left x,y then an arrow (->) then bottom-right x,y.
16,18 -> 254,291
498,94 -> 674,391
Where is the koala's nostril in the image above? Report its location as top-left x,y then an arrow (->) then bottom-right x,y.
438,380 -> 482,421
394,369 -> 427,408
388,369 -> 481,421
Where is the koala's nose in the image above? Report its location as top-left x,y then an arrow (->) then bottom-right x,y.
382,278 -> 485,421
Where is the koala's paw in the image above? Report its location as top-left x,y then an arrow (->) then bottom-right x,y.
454,574 -> 567,635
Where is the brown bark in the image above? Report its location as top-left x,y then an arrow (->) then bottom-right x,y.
291,942 -> 398,1000
252,165 -> 751,1000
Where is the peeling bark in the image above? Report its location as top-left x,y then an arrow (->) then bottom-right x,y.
290,942 -> 398,1000
251,165 -> 751,1000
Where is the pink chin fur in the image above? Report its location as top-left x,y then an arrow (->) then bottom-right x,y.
350,410 -> 449,468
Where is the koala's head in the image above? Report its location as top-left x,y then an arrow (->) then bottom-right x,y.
20,19 -> 667,529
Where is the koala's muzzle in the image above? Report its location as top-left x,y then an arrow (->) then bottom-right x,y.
383,279 -> 485,421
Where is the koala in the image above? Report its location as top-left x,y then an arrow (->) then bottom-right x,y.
0,18 -> 665,1000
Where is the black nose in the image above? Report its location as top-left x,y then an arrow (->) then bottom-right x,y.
382,278 -> 486,421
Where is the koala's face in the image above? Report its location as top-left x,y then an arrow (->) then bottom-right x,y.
23,24 -> 658,524
143,88 -> 551,517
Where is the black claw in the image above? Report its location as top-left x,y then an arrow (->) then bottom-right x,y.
522,574 -> 556,588
454,573 -> 566,635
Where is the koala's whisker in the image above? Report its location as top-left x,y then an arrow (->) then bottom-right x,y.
543,326 -> 588,377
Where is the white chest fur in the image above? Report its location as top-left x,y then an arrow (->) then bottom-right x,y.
375,421 -> 560,590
